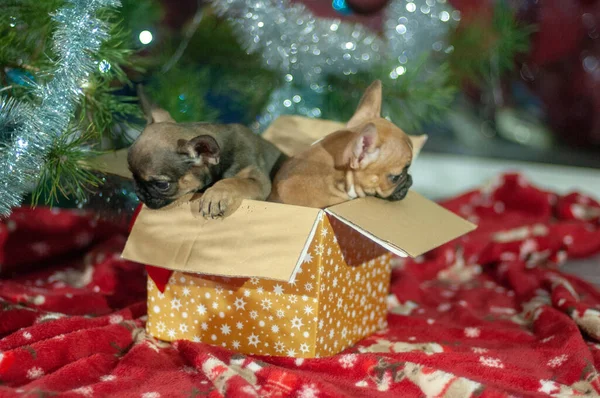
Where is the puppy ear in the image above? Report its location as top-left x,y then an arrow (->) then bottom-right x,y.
346,123 -> 380,170
137,84 -> 176,124
346,80 -> 382,128
409,135 -> 428,160
148,108 -> 175,124
177,135 -> 220,166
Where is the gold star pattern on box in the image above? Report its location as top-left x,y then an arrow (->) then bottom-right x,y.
147,213 -> 393,358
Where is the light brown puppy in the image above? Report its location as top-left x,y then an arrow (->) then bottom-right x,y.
268,80 -> 427,208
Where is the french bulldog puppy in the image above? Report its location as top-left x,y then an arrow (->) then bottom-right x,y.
128,95 -> 286,218
268,80 -> 427,208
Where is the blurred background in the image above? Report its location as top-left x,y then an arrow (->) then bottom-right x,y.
2,0 -> 600,206
2,0 -> 600,281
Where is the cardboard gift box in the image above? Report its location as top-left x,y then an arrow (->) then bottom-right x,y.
92,116 -> 476,358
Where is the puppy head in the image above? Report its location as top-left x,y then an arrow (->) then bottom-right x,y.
128,108 -> 220,209
343,80 -> 427,201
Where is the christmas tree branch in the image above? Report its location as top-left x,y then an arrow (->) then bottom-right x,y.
30,128 -> 103,207
0,0 -> 123,215
448,1 -> 535,86
323,54 -> 457,133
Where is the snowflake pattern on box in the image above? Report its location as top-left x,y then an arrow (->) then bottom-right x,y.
147,213 -> 392,358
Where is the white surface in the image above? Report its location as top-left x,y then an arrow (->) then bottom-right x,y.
412,153 -> 600,200
561,254 -> 600,287
411,152 -> 600,285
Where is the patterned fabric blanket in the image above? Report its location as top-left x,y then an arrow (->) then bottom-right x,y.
1,173 -> 600,397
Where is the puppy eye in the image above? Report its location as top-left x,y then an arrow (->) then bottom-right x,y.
389,174 -> 402,184
154,181 -> 171,191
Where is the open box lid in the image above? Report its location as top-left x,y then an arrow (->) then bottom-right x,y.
92,115 -> 476,283
121,192 -> 476,283
325,193 -> 475,258
122,196 -> 323,282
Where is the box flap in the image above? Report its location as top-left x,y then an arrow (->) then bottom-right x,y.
262,115 -> 345,156
85,149 -> 132,179
325,192 -> 477,258
122,196 -> 322,282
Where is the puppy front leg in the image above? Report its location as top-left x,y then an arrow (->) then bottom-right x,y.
200,166 -> 271,219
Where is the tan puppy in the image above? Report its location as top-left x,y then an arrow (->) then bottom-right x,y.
268,80 -> 427,208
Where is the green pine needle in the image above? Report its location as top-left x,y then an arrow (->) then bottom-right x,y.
146,65 -> 220,123
448,1 -> 535,85
117,0 -> 163,47
493,1 -> 535,73
381,58 -> 457,132
31,128 -> 103,208
79,6 -> 146,143
0,0 -> 63,68
185,11 -> 259,67
3,0 -> 148,208
142,9 -> 278,126
323,55 -> 457,133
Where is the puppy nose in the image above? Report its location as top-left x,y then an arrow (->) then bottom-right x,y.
145,201 -> 163,210
404,174 -> 413,188
389,174 -> 412,201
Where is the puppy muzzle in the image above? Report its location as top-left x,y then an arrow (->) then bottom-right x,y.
143,198 -> 174,210
134,183 -> 174,209
379,174 -> 413,202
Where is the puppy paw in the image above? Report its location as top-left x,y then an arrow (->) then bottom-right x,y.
200,184 -> 242,219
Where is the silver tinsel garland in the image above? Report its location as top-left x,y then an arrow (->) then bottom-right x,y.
0,0 -> 120,216
211,0 -> 459,131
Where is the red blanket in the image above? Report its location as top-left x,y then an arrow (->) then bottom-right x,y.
1,173 -> 600,398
